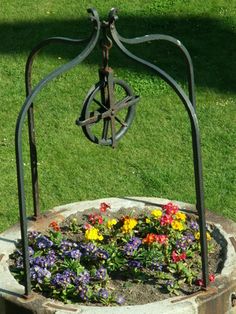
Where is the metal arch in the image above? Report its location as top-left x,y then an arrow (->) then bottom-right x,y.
26,34 -> 91,219
117,34 -> 196,111
109,11 -> 209,288
15,8 -> 100,296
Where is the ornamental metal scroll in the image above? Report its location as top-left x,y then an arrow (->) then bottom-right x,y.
15,8 -> 209,297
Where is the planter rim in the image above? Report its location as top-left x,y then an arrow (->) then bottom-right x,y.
0,197 -> 236,314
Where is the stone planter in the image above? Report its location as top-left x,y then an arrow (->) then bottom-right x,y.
0,197 -> 236,314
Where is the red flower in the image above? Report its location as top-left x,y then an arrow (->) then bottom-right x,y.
162,202 -> 179,215
160,214 -> 173,226
156,235 -> 168,244
142,233 -> 168,245
88,213 -> 103,225
209,274 -> 215,282
142,233 -> 157,244
100,202 -> 111,213
49,221 -> 60,232
171,250 -> 187,262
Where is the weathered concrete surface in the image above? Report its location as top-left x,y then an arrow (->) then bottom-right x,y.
0,197 -> 236,314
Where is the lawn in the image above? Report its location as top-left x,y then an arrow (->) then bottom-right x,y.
0,0 -> 235,233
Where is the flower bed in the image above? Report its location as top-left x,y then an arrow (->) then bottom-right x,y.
10,202 -> 220,306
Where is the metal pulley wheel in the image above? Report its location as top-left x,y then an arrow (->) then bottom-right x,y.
76,77 -> 139,147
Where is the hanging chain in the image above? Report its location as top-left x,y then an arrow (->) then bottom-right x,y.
101,21 -> 113,70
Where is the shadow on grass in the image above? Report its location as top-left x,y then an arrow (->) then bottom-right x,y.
0,14 -> 235,93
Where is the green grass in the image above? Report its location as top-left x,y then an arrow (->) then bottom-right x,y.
0,0 -> 236,232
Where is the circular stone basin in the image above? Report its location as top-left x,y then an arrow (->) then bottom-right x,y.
0,197 -> 236,314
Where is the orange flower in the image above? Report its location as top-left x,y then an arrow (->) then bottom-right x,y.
142,233 -> 168,245
49,221 -> 60,232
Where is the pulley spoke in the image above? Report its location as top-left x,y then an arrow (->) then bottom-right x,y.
93,98 -> 108,110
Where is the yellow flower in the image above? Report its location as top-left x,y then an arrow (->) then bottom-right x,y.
122,217 -> 137,233
207,232 -> 212,241
151,209 -> 162,219
145,218 -> 151,224
195,232 -> 212,241
85,227 -> 103,241
107,219 -> 117,229
175,212 -> 186,222
171,220 -> 184,231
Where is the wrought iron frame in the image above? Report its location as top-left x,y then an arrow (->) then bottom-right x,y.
15,8 -> 209,297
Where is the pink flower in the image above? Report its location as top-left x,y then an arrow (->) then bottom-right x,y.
196,278 -> 204,286
100,202 -> 111,213
88,213 -> 103,225
171,250 -> 186,262
160,214 -> 173,226
162,202 -> 179,215
83,223 -> 92,230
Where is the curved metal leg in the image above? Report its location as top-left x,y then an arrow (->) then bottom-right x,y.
110,13 -> 209,288
15,8 -> 101,296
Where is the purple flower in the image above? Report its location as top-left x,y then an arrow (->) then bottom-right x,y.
28,231 -> 40,241
98,288 -> 109,299
130,237 -> 142,247
184,232 -> 195,242
16,256 -> 23,269
16,246 -> 34,257
75,270 -> 90,286
150,261 -> 163,271
176,234 -> 195,251
190,221 -> 199,231
66,249 -> 82,259
94,248 -> 109,260
78,286 -> 88,301
123,237 -> 141,256
30,252 -> 56,268
166,280 -> 174,288
123,243 -> 135,256
36,235 -> 53,249
51,271 -> 72,289
79,242 -> 97,256
30,265 -> 51,284
116,295 -> 125,305
28,246 -> 34,256
60,240 -> 77,251
128,260 -> 142,268
95,266 -> 107,281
